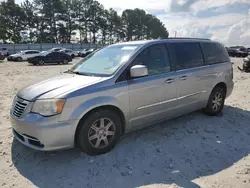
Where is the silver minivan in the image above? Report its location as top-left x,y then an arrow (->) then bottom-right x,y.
10,38 -> 234,155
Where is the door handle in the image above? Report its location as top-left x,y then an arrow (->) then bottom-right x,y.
179,76 -> 187,80
165,78 -> 175,84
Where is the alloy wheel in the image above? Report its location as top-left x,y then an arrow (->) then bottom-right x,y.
88,118 -> 116,149
212,92 -> 223,111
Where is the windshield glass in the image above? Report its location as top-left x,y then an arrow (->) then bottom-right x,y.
39,51 -> 50,56
70,44 -> 141,76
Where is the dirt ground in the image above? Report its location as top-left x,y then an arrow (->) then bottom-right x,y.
0,57 -> 249,188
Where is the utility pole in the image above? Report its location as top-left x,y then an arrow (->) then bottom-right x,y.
174,31 -> 177,38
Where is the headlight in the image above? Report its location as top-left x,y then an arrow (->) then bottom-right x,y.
31,99 -> 66,116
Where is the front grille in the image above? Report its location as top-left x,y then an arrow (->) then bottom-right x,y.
12,96 -> 29,118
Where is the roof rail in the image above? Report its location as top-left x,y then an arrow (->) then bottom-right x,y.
160,37 -> 211,40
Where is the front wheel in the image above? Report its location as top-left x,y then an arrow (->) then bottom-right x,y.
76,110 -> 122,155
203,87 -> 226,116
38,59 -> 45,65
63,59 -> 68,64
16,57 -> 22,62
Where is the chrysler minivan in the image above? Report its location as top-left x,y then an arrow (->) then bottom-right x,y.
10,38 -> 234,155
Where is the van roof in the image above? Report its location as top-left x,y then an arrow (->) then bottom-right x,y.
112,37 -> 212,46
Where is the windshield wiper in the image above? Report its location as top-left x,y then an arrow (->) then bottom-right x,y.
64,69 -> 93,76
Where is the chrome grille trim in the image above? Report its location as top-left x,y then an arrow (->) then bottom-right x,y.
12,96 -> 29,118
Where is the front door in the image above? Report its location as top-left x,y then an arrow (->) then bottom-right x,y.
128,43 -> 178,129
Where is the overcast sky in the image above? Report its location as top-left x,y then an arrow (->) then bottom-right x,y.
16,0 -> 250,46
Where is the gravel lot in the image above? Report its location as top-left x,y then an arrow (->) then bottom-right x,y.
0,57 -> 250,188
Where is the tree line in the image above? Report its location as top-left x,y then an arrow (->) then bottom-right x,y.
0,0 -> 169,44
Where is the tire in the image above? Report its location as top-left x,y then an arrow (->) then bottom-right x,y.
38,59 -> 44,65
203,87 -> 226,116
16,57 -> 22,62
63,59 -> 68,64
76,109 -> 122,155
71,54 -> 75,58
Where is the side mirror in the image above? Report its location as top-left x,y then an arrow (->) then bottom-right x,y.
130,65 -> 148,78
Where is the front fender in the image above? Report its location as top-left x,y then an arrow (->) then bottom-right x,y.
65,96 -> 128,123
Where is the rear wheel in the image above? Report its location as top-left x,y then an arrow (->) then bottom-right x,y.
203,87 -> 226,116
76,109 -> 122,155
63,59 -> 68,64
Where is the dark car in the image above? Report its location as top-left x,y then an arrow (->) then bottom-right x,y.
80,48 -> 96,57
236,49 -> 248,57
227,49 -> 237,57
78,49 -> 88,57
27,51 -> 72,65
227,48 -> 248,57
0,52 -> 5,60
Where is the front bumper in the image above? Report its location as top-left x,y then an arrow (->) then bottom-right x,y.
10,112 -> 78,151
7,57 -> 17,61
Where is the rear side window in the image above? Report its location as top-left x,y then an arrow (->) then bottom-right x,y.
201,42 -> 229,65
168,42 -> 204,70
30,51 -> 39,54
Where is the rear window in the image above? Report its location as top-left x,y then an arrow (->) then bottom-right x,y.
168,42 -> 204,70
201,42 -> 229,65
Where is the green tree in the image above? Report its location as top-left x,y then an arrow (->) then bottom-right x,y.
122,8 -> 169,41
21,0 -> 38,43
0,0 -> 26,43
1,0 -> 169,44
58,0 -> 78,43
34,0 -> 63,43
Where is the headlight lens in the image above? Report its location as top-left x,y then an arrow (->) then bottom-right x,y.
31,99 -> 66,116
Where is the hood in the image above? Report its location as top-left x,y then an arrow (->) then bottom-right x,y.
10,53 -> 21,57
17,74 -> 104,101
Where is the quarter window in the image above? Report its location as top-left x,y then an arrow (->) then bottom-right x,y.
169,42 -> 204,70
201,42 -> 229,65
132,44 -> 171,76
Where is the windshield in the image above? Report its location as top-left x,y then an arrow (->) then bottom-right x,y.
70,44 -> 141,76
39,51 -> 50,56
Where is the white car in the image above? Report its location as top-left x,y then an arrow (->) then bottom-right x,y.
7,50 -> 40,61
49,48 -> 65,52
59,49 -> 78,58
0,48 -> 9,56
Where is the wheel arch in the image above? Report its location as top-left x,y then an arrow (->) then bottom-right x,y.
74,104 -> 126,147
213,82 -> 227,95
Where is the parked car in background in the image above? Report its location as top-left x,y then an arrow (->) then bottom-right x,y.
49,47 -> 65,52
236,49 -> 248,57
247,48 -> 250,55
80,48 -> 96,57
0,52 -> 5,60
78,48 -> 88,57
227,48 -> 238,57
0,48 -> 9,56
59,49 -> 78,58
27,51 -> 72,65
10,38 -> 233,155
7,50 -> 40,61
227,48 -> 248,57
